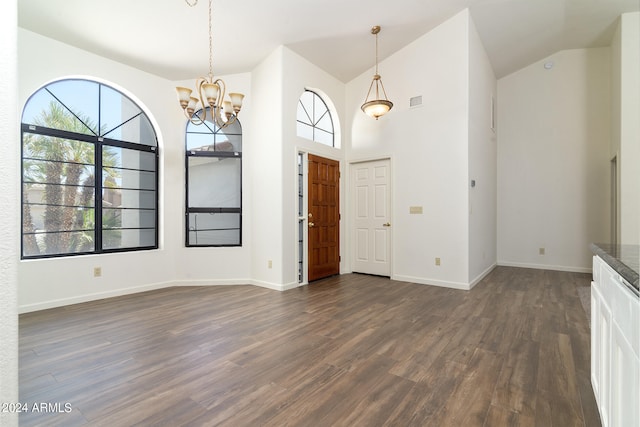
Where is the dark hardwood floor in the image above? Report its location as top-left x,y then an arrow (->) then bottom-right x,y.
19,267 -> 600,426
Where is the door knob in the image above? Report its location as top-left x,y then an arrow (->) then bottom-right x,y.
309,222 -> 315,228
383,222 -> 391,227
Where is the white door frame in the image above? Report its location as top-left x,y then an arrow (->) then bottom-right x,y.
348,157 -> 393,276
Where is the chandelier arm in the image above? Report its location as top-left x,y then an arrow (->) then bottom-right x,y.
214,78 -> 226,109
224,115 -> 238,127
184,108 -> 205,126
213,78 -> 230,128
196,77 -> 211,123
214,113 -> 237,129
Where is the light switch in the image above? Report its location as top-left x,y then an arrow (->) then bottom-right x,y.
409,206 -> 423,214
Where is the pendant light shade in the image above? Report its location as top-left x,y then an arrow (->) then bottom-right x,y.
361,26 -> 393,120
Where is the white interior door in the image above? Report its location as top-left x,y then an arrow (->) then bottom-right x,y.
351,159 -> 391,276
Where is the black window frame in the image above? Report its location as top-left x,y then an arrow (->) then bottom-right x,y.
185,109 -> 243,247
20,79 -> 159,259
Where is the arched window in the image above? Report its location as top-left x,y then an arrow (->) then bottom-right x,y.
185,111 -> 242,246
296,90 -> 334,147
21,78 -> 159,258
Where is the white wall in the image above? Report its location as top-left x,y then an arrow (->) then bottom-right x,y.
497,48 -> 611,272
249,47 -> 286,289
615,12 -> 640,245
17,28 -> 349,310
281,47 -> 346,285
0,0 -> 19,424
17,29 -> 254,311
347,10 -> 473,289
248,46 -> 346,289
18,29 -> 178,311
610,17 -> 622,245
16,6 -> 628,314
174,72 -> 253,285
468,16 -> 497,284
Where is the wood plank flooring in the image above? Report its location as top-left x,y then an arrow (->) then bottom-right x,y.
19,267 -> 600,426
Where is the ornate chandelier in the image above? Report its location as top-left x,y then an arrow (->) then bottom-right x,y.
361,26 -> 393,120
175,0 -> 244,128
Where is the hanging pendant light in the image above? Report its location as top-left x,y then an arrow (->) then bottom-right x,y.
361,25 -> 393,120
175,0 -> 244,128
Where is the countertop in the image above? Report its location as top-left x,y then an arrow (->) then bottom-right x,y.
590,243 -> 639,294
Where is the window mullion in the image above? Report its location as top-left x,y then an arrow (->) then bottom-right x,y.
95,139 -> 103,252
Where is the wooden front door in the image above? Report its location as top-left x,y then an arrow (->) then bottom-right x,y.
308,154 -> 340,281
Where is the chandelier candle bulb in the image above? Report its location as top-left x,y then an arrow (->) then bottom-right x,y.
223,101 -> 233,119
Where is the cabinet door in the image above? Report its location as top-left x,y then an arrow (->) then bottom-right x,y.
591,282 -> 602,401
610,321 -> 640,427
598,289 -> 612,427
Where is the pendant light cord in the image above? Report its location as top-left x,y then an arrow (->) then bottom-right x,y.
375,30 -> 379,76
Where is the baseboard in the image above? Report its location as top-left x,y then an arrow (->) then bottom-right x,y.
179,278 -> 302,291
250,279 -> 302,291
469,263 -> 497,289
497,260 -> 592,274
174,278 -> 252,287
19,277 -> 305,313
392,274 -> 472,291
18,280 -> 174,314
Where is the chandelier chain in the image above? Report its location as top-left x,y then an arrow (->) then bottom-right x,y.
208,0 -> 213,79
183,0 -> 213,78
176,0 -> 244,127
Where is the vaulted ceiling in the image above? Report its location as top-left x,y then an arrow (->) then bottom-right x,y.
18,0 -> 640,82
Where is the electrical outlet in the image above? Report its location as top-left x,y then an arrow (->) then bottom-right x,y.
435,257 -> 441,266
93,267 -> 102,277
539,248 -> 545,255
268,260 -> 272,269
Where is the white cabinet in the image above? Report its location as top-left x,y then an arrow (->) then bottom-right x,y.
591,280 -> 612,426
591,255 -> 640,427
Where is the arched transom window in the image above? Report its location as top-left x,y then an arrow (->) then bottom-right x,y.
296,90 -> 334,147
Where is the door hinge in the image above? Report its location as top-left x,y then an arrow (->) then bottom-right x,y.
339,256 -> 341,262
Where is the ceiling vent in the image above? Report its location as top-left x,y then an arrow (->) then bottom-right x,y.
409,95 -> 423,108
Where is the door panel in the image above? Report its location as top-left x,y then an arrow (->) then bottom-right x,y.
352,159 -> 391,276
308,154 -> 340,281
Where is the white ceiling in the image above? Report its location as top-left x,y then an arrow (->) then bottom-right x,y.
18,0 -> 640,82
